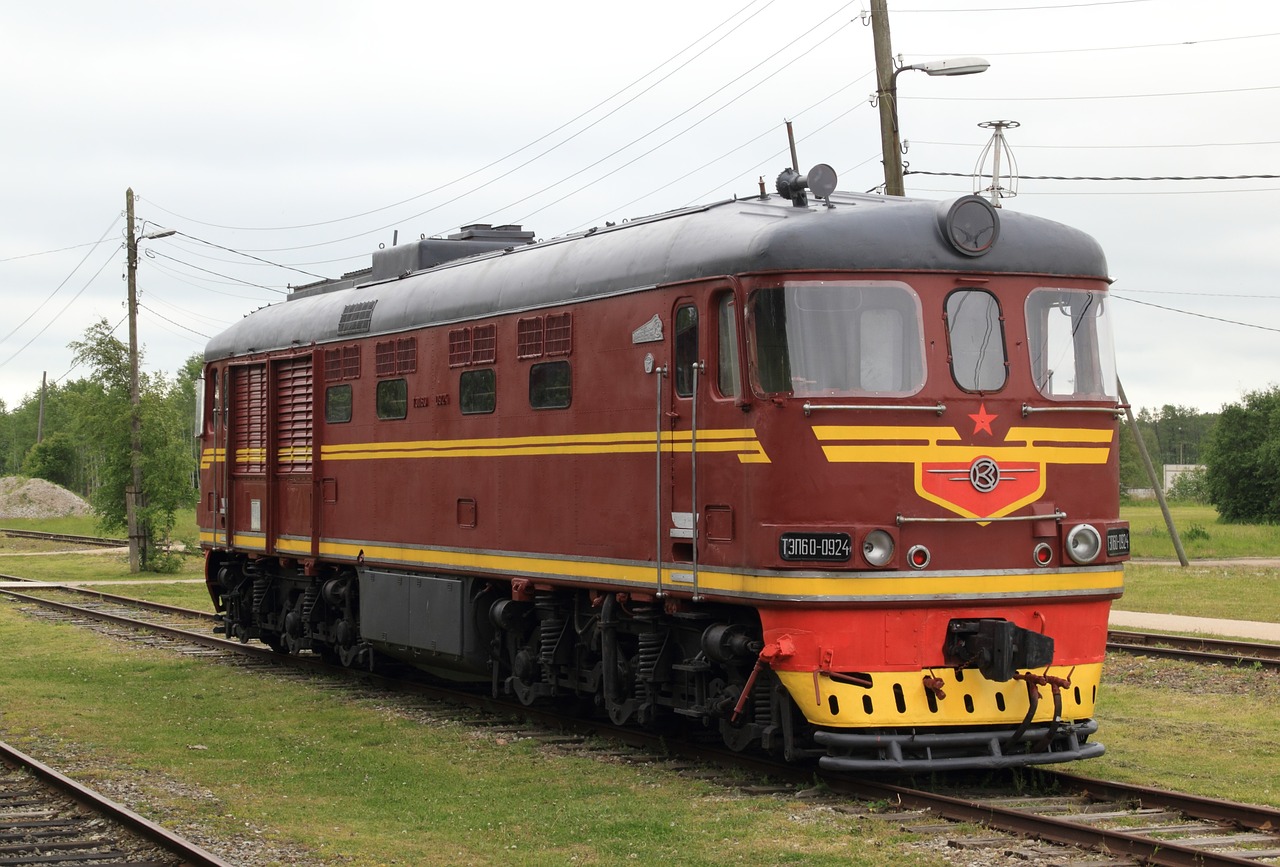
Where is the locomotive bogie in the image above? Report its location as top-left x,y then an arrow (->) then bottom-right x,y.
199,191 -> 1128,769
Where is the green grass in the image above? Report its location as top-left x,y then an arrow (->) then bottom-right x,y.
0,603 -> 946,867
1121,501 -> 1280,559
1120,563 -> 1280,621
1089,654 -> 1280,807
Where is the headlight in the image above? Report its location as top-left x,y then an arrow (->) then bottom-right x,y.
1065,524 -> 1103,565
862,530 -> 895,566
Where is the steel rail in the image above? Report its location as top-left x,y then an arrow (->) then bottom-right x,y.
10,585 -> 1280,867
823,776 -> 1272,867
1108,629 -> 1280,670
0,738 -> 234,867
1048,771 -> 1280,833
0,528 -> 127,547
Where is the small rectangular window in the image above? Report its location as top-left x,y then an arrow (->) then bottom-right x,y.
460,369 -> 496,414
396,337 -> 417,374
674,304 -> 698,397
545,313 -> 572,356
530,360 -> 571,409
324,349 -> 343,382
342,345 -> 360,380
449,328 -> 472,367
375,340 -> 397,377
473,323 -> 497,364
517,317 -> 543,359
716,295 -> 740,398
376,378 -> 408,419
325,384 -> 352,423
326,345 -> 361,381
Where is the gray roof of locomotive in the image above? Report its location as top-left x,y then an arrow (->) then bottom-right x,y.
204,191 -> 1110,361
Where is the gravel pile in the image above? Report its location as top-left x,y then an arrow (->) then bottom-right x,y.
0,476 -> 92,519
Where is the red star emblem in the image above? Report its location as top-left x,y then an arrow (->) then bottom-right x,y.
969,403 -> 997,436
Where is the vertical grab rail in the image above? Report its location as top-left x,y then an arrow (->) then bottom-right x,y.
651,361 -> 667,597
690,360 -> 705,602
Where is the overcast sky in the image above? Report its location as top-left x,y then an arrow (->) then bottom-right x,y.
2,0 -> 1276,415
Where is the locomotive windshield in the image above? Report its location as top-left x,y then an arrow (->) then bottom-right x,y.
749,281 -> 925,398
1026,288 -> 1117,400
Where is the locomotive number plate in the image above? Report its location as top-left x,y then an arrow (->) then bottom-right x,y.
779,532 -> 852,562
1106,527 -> 1131,557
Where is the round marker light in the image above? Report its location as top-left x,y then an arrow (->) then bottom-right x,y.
907,545 -> 931,570
1033,543 -> 1053,567
862,530 -> 895,567
1066,524 -> 1103,565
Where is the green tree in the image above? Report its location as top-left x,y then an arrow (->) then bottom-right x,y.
67,319 -> 197,569
22,430 -> 78,488
1202,386 -> 1280,522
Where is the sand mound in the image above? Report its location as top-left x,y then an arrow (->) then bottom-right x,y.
0,477 -> 92,519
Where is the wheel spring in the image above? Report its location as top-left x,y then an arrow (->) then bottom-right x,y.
537,598 -> 564,683
301,586 -> 318,621
753,679 -> 773,728
636,618 -> 662,701
252,576 -> 270,614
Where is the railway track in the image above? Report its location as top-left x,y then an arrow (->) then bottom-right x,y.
0,738 -> 232,867
0,529 -> 127,548
1108,630 -> 1280,670
4,583 -> 1280,866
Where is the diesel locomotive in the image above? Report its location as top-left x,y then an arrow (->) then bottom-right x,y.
198,171 -> 1128,771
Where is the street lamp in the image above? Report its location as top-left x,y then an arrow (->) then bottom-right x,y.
878,56 -> 990,196
124,186 -> 175,573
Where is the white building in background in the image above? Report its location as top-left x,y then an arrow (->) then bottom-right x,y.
1163,464 -> 1204,491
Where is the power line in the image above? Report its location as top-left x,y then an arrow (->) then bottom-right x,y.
171,230 -> 328,280
921,30 -> 1280,58
907,83 -> 1280,102
140,0 -> 777,240
1111,293 -> 1280,334
0,239 -> 109,263
0,215 -> 120,347
0,244 -> 119,369
146,250 -> 289,294
909,170 -> 1280,181
506,6 -> 859,229
912,139 -> 1280,150
138,303 -> 212,340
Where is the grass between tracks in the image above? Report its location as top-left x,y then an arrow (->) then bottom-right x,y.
0,602 -> 946,867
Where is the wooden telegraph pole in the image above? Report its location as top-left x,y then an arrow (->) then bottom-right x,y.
125,189 -> 144,572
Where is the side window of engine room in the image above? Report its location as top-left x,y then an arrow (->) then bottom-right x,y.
529,360 -> 571,409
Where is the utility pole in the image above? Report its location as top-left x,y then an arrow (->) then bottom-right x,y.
1118,379 -> 1189,567
870,0 -> 903,196
125,188 -> 146,573
36,372 -> 46,444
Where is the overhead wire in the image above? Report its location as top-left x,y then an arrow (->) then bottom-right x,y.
1111,293 -> 1280,334
140,0 -> 779,246
0,215 -> 120,348
0,243 -> 119,369
507,5 -> 859,230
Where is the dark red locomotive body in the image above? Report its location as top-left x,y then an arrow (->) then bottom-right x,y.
199,189 -> 1127,770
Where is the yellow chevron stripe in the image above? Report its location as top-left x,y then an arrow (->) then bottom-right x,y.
813,424 -> 1112,465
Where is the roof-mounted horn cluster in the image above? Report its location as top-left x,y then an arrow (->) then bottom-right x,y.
776,163 -> 838,208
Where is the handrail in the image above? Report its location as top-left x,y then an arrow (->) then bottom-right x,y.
1022,402 -> 1126,418
803,402 -> 946,417
897,511 -> 1066,525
